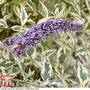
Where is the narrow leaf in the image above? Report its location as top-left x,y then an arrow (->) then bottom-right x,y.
11,25 -> 23,31
14,4 -> 28,26
57,48 -> 66,64
20,4 -> 28,26
40,1 -> 48,17
27,0 -> 37,15
0,19 -> 8,28
41,58 -> 52,81
27,47 -> 34,56
77,61 -> 88,85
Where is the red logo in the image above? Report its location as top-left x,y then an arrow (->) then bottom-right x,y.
0,74 -> 15,87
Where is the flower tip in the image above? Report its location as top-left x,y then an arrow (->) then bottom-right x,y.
73,20 -> 84,25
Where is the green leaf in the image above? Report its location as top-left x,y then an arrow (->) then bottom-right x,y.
80,68 -> 87,81
85,0 -> 90,13
55,2 -> 66,18
14,6 -> 20,17
0,0 -> 6,4
0,19 -> 8,28
57,48 -> 66,64
42,49 -> 55,57
32,0 -> 39,5
27,47 -> 34,56
73,0 -> 81,15
27,0 -> 37,15
14,4 -> 28,26
0,61 -> 14,69
12,64 -> 20,74
40,1 -> 48,17
20,4 -> 28,26
77,62 -> 88,84
41,58 -> 52,81
76,47 -> 88,61
11,25 -> 23,31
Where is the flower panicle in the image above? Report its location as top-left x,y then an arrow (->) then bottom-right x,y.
2,19 -> 84,56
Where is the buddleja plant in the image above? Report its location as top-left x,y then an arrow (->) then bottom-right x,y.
0,0 -> 90,88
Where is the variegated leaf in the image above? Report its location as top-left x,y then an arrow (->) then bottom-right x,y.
41,58 -> 52,81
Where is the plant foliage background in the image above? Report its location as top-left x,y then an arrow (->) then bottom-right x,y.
0,0 -> 90,87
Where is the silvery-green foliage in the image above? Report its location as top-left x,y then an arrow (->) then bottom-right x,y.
0,19 -> 8,28
41,58 -> 52,81
76,61 -> 89,87
39,1 -> 48,17
0,0 -> 90,87
57,47 -> 67,64
14,4 -> 28,26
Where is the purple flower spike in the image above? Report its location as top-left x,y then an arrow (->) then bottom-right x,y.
22,19 -> 84,47
2,19 -> 84,57
70,20 -> 84,31
2,36 -> 22,48
12,45 -> 27,57
2,37 -> 12,48
11,36 -> 22,45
